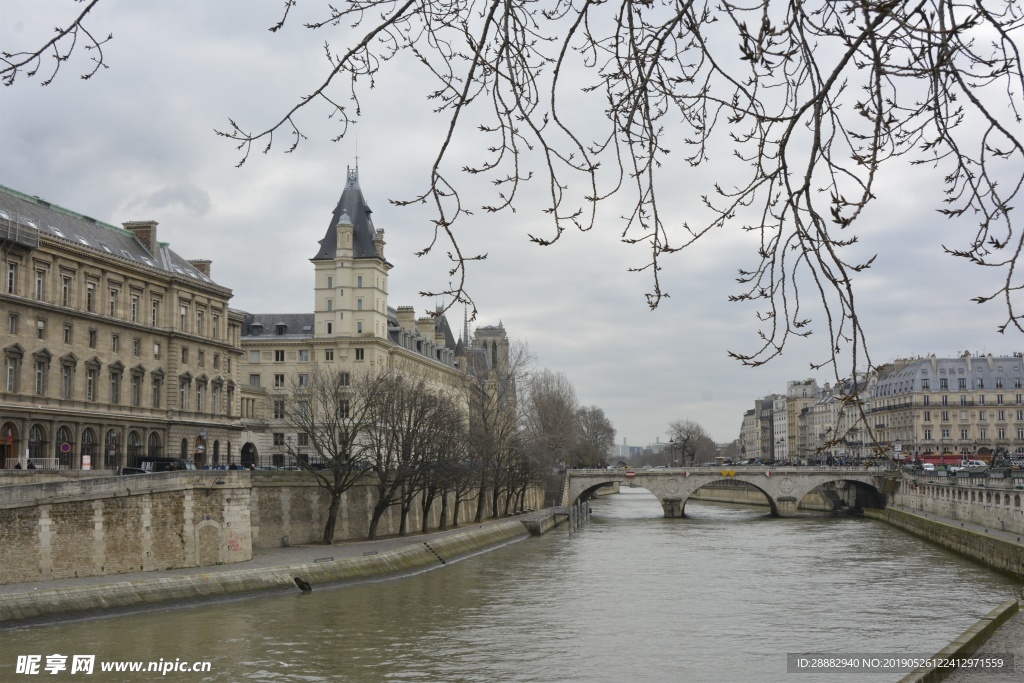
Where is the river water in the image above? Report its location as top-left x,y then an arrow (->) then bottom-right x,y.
3,488 -> 1019,682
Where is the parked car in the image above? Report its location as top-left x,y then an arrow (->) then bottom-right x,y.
119,467 -> 148,475
921,463 -> 935,471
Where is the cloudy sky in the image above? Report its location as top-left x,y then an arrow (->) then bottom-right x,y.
2,1 -> 1019,445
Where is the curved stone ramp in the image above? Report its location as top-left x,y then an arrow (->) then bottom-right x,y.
0,520 -> 529,628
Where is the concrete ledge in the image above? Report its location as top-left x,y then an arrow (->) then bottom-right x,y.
520,508 -> 568,536
864,508 -> 1024,579
897,600 -> 1020,683
0,520 -> 529,628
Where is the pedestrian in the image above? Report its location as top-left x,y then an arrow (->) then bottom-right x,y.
27,460 -> 36,469
14,461 -> 21,469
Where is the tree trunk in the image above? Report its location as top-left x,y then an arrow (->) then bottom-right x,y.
438,493 -> 449,531
367,499 -> 390,540
474,473 -> 487,522
452,490 -> 462,528
420,493 -> 434,534
322,490 -> 342,545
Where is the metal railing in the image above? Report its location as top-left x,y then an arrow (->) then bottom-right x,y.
5,458 -> 60,470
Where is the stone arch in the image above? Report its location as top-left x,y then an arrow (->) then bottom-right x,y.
195,520 -> 223,566
147,431 -> 162,457
28,423 -> 48,461
241,442 -> 257,467
127,430 -> 143,466
104,429 -> 119,470
81,428 -> 97,468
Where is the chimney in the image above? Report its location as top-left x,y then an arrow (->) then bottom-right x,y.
123,220 -> 158,255
396,306 -> 417,331
188,259 -> 212,277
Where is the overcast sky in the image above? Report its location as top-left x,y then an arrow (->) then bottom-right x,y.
2,1 -> 1019,445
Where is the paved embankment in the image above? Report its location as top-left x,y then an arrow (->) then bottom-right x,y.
0,513 -> 563,628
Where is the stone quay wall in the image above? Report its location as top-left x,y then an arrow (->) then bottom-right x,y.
864,508 -> 1024,580
0,472 -> 253,586
0,520 -> 533,627
0,471 -> 546,585
892,476 -> 1024,536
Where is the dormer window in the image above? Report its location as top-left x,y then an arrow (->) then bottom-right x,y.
276,323 -> 287,335
250,323 -> 263,336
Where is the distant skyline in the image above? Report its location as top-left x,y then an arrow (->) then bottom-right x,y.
2,1 -> 1019,445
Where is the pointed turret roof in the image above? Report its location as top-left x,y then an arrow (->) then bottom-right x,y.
312,166 -> 381,261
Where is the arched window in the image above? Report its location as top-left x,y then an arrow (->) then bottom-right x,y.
81,428 -> 96,463
55,426 -> 73,468
28,425 -> 47,460
148,432 -> 162,458
104,429 -> 118,469
127,431 -> 142,465
213,440 -> 220,466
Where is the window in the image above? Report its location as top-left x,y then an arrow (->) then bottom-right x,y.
196,383 -> 206,412
923,428 -> 932,440
153,342 -> 161,360
327,299 -> 333,311
5,355 -> 19,392
196,310 -> 205,335
61,276 -> 71,306
355,348 -> 364,361
129,293 -> 139,322
181,347 -> 189,364
958,378 -> 966,390
111,334 -> 119,353
357,275 -> 363,288
109,288 -> 119,317
152,376 -> 162,408
980,411 -> 987,421
960,395 -> 967,405
979,428 -> 987,440
8,313 -> 17,335
133,338 -> 141,356
941,428 -> 950,439
338,372 -> 350,386
298,349 -> 310,362
213,353 -> 220,369
212,314 -> 220,339
998,410 -> 1007,421
999,428 -> 1006,439
274,350 -> 285,362
357,321 -> 363,334
998,394 -> 1005,405
34,360 -> 48,395
326,322 -> 333,334
923,411 -> 931,421
298,373 -> 309,387
212,384 -> 221,414
939,378 -> 948,390
357,298 -> 363,311
941,411 -> 949,421
923,395 -> 930,406
248,374 -> 261,387
109,369 -> 122,404
151,299 -> 160,326
34,269 -> 45,300
339,399 -> 350,419
179,379 -> 190,410
273,433 -> 285,447
63,324 -> 72,345
131,374 -> 142,406
921,379 -> 929,391
941,395 -> 948,406
274,374 -> 285,388
327,276 -> 333,288
274,400 -> 285,419
298,433 -> 309,447
86,368 -> 97,401
324,349 -> 334,361
198,350 -> 205,367
36,319 -> 45,340
179,305 -> 188,331
6,262 -> 18,294
61,364 -> 73,399
249,350 -> 261,363
86,282 -> 95,311
1019,428 -> 1024,440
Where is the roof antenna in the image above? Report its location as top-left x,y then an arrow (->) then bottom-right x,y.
463,303 -> 470,345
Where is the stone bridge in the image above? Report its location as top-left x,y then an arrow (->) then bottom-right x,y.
566,467 -> 896,517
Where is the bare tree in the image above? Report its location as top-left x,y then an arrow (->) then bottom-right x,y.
8,2 -> 1022,379
274,367 -> 374,545
667,419 -> 711,467
573,406 -> 617,468
522,368 -> 581,471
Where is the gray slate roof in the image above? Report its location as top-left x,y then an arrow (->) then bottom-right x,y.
0,185 -> 221,288
874,354 -> 1024,397
242,313 -> 315,339
312,167 -> 382,261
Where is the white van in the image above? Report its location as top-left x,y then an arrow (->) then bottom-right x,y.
962,459 -> 987,469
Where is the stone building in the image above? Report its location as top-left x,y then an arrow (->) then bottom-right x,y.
237,168 -> 494,466
868,352 -> 1024,461
0,185 -> 244,470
